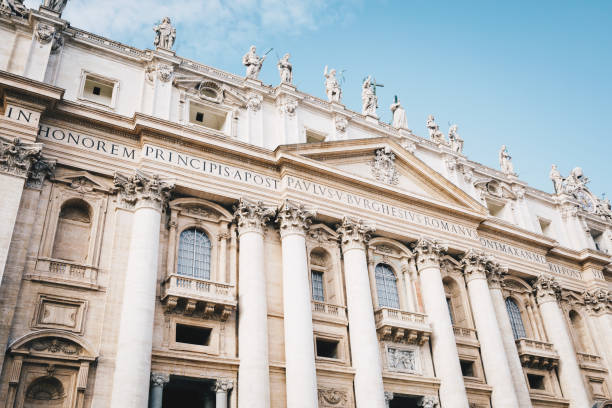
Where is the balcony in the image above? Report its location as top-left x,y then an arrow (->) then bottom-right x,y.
29,258 -> 99,289
374,307 -> 431,345
577,352 -> 605,370
515,338 -> 559,370
161,274 -> 236,321
453,326 -> 479,346
311,301 -> 348,325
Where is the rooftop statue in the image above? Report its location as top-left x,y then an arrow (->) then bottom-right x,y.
323,66 -> 342,103
277,53 -> 292,84
42,0 -> 68,13
390,96 -> 408,129
426,115 -> 445,144
1,0 -> 27,16
499,145 -> 515,175
153,17 -> 176,50
361,76 -> 378,117
549,164 -> 563,194
243,45 -> 266,80
448,124 -> 463,154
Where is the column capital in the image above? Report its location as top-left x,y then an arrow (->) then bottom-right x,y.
150,372 -> 170,387
418,395 -> 440,408
275,199 -> 315,238
413,237 -> 447,271
233,198 -> 275,235
583,288 -> 612,315
26,156 -> 55,189
213,377 -> 234,392
532,274 -> 562,305
485,259 -> 507,290
114,170 -> 174,211
0,136 -> 43,178
384,391 -> 394,408
336,216 -> 375,252
460,249 -> 488,282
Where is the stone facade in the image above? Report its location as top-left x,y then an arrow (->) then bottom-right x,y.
0,3 -> 611,408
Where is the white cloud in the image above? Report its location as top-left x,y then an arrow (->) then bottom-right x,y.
24,0 -> 360,57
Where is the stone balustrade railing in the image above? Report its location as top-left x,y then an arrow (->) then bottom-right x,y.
311,301 -> 348,321
452,326 -> 478,341
515,338 -> 559,370
162,274 -> 236,320
576,352 -> 603,367
375,307 -> 430,345
30,258 -> 98,289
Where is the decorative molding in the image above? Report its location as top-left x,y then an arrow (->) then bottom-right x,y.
30,338 -> 80,356
0,137 -> 43,178
418,395 -> 440,408
336,216 -> 375,252
460,249 -> 488,282
485,258 -> 507,290
26,157 -> 56,189
318,387 -> 349,407
35,22 -> 55,44
277,98 -> 298,116
583,288 -> 611,315
213,378 -> 234,392
369,147 -> 399,185
246,94 -> 263,112
532,274 -> 562,305
413,237 -> 447,271
233,198 -> 275,235
276,199 -> 315,237
113,170 -> 174,211
335,116 -> 348,133
386,345 -> 419,373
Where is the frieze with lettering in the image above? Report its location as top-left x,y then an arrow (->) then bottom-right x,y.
5,105 -> 40,125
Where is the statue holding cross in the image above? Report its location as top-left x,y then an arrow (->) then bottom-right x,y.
362,76 -> 383,117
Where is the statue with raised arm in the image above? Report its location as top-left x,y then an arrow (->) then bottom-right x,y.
1,0 -> 27,16
426,115 -> 445,144
361,76 -> 378,117
499,145 -> 515,175
243,45 -> 266,80
390,97 -> 408,129
549,164 -> 563,194
277,53 -> 292,84
42,0 -> 68,13
448,124 -> 463,153
153,17 -> 176,50
323,66 -> 342,103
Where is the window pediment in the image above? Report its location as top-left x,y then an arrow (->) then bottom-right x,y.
169,198 -> 232,223
9,330 -> 97,361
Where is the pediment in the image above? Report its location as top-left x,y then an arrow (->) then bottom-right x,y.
287,139 -> 486,216
54,169 -> 113,193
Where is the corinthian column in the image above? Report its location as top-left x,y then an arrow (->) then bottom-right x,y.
413,238 -> 469,408
213,378 -> 234,408
110,171 -> 174,408
486,262 -> 532,408
234,199 -> 275,408
0,136 -> 43,287
336,217 -> 386,408
276,200 -> 318,408
149,373 -> 169,408
583,289 -> 612,382
533,275 -> 590,407
461,251 -> 519,407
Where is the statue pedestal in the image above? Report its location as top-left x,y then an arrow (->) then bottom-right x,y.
155,48 -> 176,57
38,6 -> 62,19
244,78 -> 263,88
365,115 -> 379,125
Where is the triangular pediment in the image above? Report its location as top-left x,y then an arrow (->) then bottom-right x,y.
54,169 -> 113,193
280,138 -> 486,216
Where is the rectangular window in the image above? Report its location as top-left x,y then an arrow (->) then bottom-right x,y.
316,338 -> 338,359
82,74 -> 116,106
527,374 -> 546,390
188,101 -> 227,131
460,360 -> 475,377
305,129 -> 326,143
175,324 -> 211,346
446,297 -> 454,324
311,271 -> 325,302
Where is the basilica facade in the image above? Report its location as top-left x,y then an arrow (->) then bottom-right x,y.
0,2 -> 611,408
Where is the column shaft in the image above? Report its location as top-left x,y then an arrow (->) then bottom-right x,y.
216,391 -> 228,408
280,231 -> 318,408
490,288 -> 532,407
0,174 -> 25,286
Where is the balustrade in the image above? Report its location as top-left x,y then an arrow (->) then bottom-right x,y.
30,258 -> 98,288
311,301 -> 347,324
162,274 -> 236,320
375,307 -> 430,345
515,338 -> 559,370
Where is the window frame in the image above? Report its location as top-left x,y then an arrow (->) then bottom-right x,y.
374,263 -> 400,309
311,269 -> 325,302
505,297 -> 527,340
176,226 -> 213,280
78,70 -> 120,109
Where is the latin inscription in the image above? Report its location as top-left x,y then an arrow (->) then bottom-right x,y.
285,175 -> 479,240
4,105 -> 39,125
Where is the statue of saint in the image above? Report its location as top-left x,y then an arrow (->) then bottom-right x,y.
243,45 -> 266,80
323,66 -> 342,103
448,124 -> 463,153
153,17 -> 176,50
549,164 -> 563,194
42,0 -> 68,13
426,115 -> 445,144
277,53 -> 292,84
499,145 -> 515,175
361,76 -> 378,117
1,0 -> 27,16
390,97 -> 408,129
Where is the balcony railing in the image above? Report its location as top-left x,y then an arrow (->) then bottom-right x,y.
577,352 -> 603,368
162,274 -> 236,321
29,258 -> 98,289
374,307 -> 431,345
515,338 -> 559,370
453,326 -> 478,343
311,301 -> 348,323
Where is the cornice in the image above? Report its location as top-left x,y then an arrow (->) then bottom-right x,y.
478,219 -> 558,250
0,70 -> 64,102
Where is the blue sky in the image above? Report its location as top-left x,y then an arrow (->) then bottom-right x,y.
27,0 -> 612,197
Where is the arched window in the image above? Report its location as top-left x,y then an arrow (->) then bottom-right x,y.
177,228 -> 211,279
505,298 -> 526,339
52,199 -> 91,263
375,264 -> 400,309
